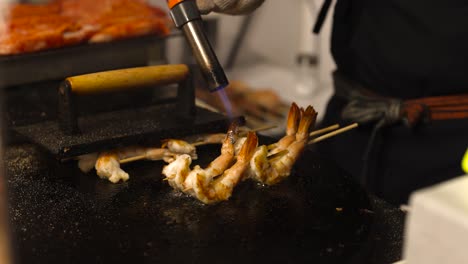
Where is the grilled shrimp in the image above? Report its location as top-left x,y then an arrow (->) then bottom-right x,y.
186,103 -> 302,186
268,102 -> 301,155
160,139 -> 197,163
162,154 -> 192,190
203,121 -> 239,178
94,140 -> 196,183
246,102 -> 302,183
192,132 -> 258,204
248,105 -> 317,185
265,106 -> 317,185
162,121 -> 239,191
95,148 -> 135,183
246,145 -> 269,183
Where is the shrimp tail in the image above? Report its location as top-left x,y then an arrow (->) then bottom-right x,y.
210,132 -> 258,203
286,102 -> 301,135
225,120 -> 240,144
237,132 -> 258,163
297,106 -> 317,140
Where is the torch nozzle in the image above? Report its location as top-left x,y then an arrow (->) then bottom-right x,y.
169,0 -> 229,92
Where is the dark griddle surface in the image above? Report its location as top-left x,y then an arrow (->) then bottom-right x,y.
7,142 -> 377,264
13,106 -> 233,159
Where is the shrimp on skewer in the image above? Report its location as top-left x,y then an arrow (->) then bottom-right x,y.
162,121 -> 239,190
268,102 -> 301,155
183,121 -> 240,190
183,103 -> 303,186
92,124 -> 249,169
203,121 -> 239,177
94,140 -> 196,183
162,124 -> 258,204
160,139 -> 197,163
245,102 -> 303,183
190,132 -> 258,204
209,132 -> 258,202
248,105 -> 317,185
80,122 -> 244,183
95,146 -> 145,183
161,154 -> 193,190
95,152 -> 128,183
161,104 -> 318,203
265,105 -> 317,184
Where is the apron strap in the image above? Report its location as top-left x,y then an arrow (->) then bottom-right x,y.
333,71 -> 468,127
333,70 -> 468,188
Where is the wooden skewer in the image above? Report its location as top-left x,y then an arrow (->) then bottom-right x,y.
267,149 -> 289,160
121,125 -> 279,164
192,125 -> 278,147
192,141 -> 211,147
251,124 -> 278,133
309,124 -> 340,137
267,124 -> 340,150
308,123 -> 358,145
120,155 -> 147,164
244,116 -> 265,130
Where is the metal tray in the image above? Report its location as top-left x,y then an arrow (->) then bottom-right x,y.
0,35 -> 171,87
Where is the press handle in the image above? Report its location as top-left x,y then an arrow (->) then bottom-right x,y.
58,64 -> 195,135
65,64 -> 190,95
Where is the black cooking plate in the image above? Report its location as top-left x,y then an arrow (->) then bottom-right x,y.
6,140 -> 373,264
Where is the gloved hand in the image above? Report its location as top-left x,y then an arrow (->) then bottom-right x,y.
196,0 -> 264,15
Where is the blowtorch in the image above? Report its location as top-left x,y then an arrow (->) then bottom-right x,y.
167,0 -> 229,92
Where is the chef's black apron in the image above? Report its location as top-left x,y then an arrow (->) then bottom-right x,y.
317,0 -> 468,205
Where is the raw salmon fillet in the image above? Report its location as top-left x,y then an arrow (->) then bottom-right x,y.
0,0 -> 170,55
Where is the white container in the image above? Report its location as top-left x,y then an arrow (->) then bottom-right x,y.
404,175 -> 468,264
